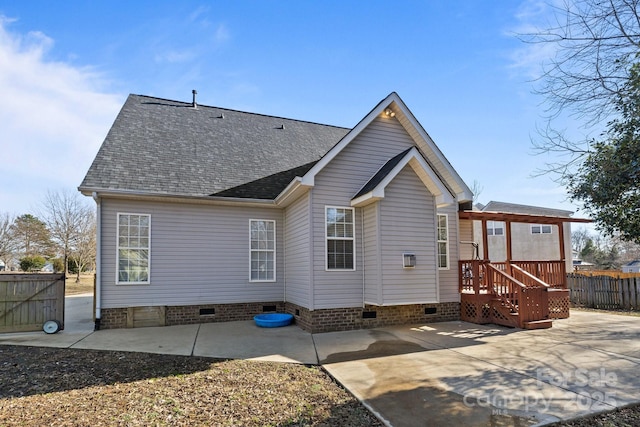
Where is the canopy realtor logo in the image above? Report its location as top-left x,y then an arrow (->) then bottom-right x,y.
463,367 -> 618,415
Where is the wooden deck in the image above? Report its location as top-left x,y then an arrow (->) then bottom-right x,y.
459,260 -> 569,329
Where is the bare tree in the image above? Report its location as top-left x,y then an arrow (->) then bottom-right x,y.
571,226 -> 592,255
612,235 -> 640,263
519,0 -> 640,178
70,209 -> 96,283
0,212 -> 17,270
471,180 -> 484,204
40,189 -> 93,276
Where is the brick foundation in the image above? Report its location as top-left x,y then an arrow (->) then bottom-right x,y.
98,301 -> 285,329
285,301 -> 460,333
99,307 -> 128,329
99,301 -> 460,332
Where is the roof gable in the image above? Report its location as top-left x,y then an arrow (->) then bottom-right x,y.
80,92 -> 472,206
299,92 -> 472,203
351,147 -> 455,208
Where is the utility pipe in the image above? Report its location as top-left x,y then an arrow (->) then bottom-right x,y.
92,192 -> 102,330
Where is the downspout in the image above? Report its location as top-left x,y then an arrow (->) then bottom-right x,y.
283,212 -> 286,305
92,192 -> 102,330
361,208 -> 365,308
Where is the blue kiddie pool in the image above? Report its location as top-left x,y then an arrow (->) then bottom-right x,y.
254,313 -> 294,328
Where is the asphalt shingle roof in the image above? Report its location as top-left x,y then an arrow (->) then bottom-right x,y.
353,148 -> 412,199
482,201 -> 573,217
80,94 -> 350,199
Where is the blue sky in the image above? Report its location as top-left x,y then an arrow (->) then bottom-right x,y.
0,1 -> 589,217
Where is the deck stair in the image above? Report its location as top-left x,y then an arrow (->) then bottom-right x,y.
459,260 -> 567,329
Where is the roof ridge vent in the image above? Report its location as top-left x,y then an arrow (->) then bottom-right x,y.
192,89 -> 197,109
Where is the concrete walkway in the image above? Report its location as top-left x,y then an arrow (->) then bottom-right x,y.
1,295 -> 640,426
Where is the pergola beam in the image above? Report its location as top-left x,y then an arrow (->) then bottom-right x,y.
458,210 -> 592,225
459,210 -> 592,265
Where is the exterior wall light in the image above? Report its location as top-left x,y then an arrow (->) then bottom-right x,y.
384,108 -> 396,117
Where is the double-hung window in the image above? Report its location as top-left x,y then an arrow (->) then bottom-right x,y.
487,220 -> 504,236
531,224 -> 552,234
326,207 -> 355,270
117,213 -> 150,284
437,214 -> 449,269
250,220 -> 275,282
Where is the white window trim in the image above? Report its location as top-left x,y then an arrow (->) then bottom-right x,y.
531,224 -> 553,234
487,220 -> 504,236
116,213 -> 151,285
249,219 -> 276,282
325,206 -> 356,271
437,213 -> 449,270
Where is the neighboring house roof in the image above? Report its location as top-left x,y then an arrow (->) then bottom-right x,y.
482,201 -> 574,218
79,94 -> 349,199
623,259 -> 640,267
80,92 -> 473,205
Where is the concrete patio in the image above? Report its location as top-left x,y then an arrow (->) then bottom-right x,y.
1,294 -> 639,426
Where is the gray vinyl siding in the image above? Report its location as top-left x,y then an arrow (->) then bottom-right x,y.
363,202 -> 381,304
99,198 -> 284,308
437,203 -> 460,303
379,166 -> 438,304
311,116 -> 416,309
284,193 -> 311,307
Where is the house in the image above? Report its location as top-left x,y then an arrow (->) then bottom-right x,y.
472,201 -> 575,273
622,260 -> 640,273
79,92 -> 475,332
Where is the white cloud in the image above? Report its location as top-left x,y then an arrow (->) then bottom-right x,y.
507,0 -> 560,80
154,49 -> 196,63
0,17 -> 123,215
214,23 -> 230,45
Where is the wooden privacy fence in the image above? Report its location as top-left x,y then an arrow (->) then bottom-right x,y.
567,273 -> 640,310
0,274 -> 65,333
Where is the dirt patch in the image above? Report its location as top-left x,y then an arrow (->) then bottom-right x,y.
0,345 -> 382,426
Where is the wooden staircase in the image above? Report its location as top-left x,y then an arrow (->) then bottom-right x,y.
460,260 -> 564,329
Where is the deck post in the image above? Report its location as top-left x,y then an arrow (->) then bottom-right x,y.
481,219 -> 489,260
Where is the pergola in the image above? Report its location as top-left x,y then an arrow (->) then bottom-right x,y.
458,210 -> 592,263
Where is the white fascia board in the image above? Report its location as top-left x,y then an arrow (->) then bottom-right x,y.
406,151 -> 455,207
350,193 -> 383,207
81,188 -> 279,208
275,177 -> 312,207
391,97 -> 473,202
298,91 -> 472,202
351,147 -> 454,208
300,93 -> 401,187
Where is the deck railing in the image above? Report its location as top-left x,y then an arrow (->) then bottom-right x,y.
459,259 -> 556,328
485,263 -> 525,312
459,259 -> 491,294
493,261 -> 567,288
510,264 -> 550,289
